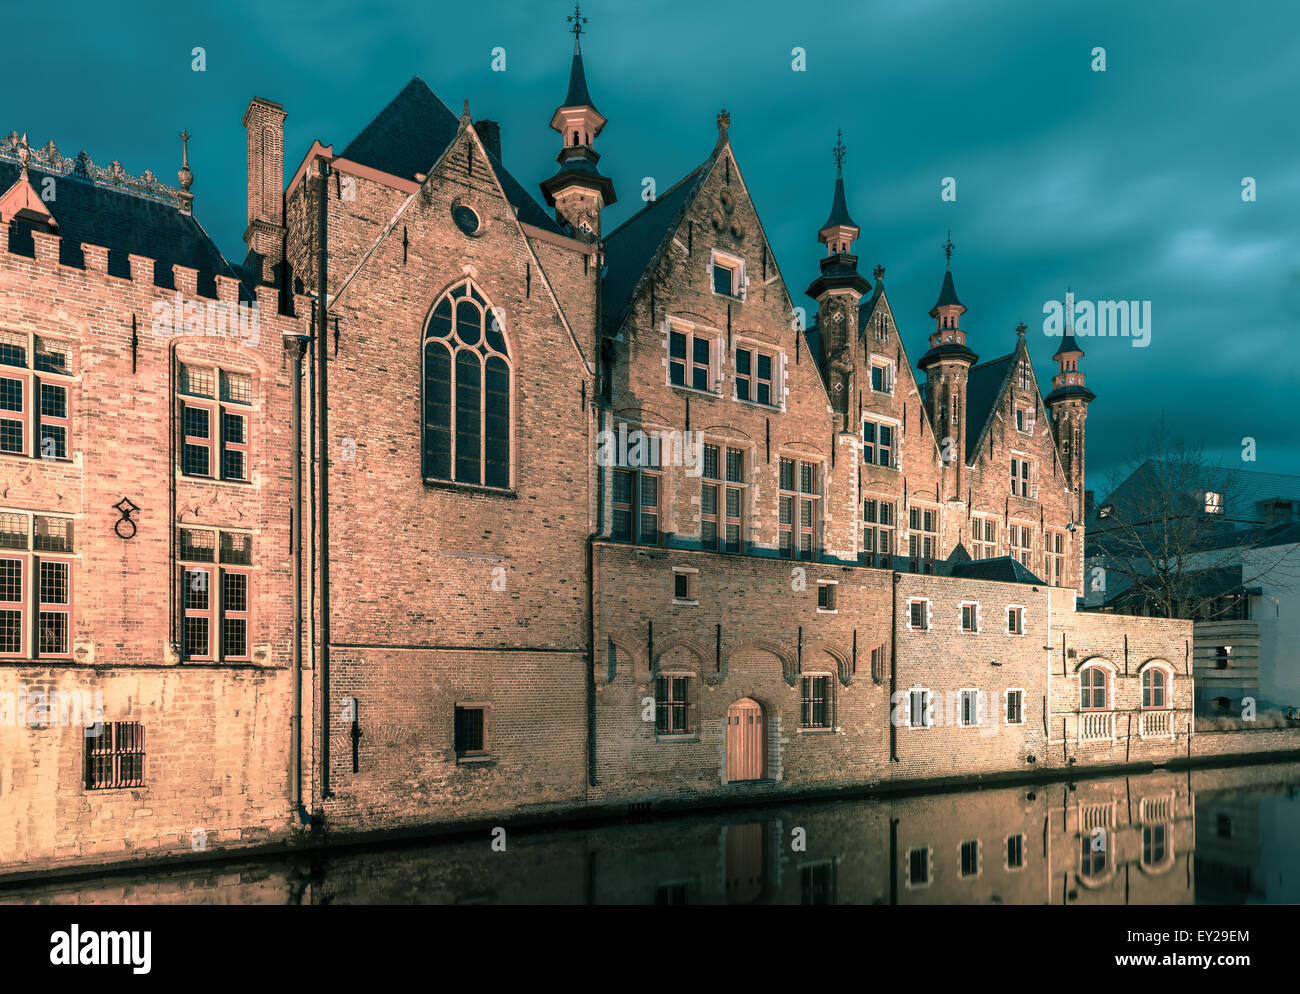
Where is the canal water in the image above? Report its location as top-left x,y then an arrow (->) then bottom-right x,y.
5,762 -> 1297,905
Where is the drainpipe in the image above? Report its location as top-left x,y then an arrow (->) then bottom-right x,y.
890,571 -> 899,762
315,155 -> 333,799
284,331 -> 310,820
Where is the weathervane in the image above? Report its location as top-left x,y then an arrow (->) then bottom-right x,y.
832,130 -> 846,171
568,2 -> 587,38
943,230 -> 955,268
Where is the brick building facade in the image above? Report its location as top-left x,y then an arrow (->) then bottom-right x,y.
0,24 -> 1205,876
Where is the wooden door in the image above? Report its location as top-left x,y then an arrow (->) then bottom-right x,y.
726,698 -> 764,782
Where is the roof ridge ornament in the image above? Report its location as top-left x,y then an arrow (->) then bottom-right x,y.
717,108 -> 730,133
873,264 -> 885,281
0,130 -> 188,208
16,133 -> 30,181
177,130 -> 193,191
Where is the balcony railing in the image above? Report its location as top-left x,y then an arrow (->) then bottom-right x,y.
1139,709 -> 1173,738
1078,710 -> 1114,743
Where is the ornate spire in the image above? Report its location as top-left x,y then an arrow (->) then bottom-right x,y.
819,130 -> 859,249
1053,286 -> 1084,360
560,4 -> 597,112
177,130 -> 193,191
942,230 -> 955,269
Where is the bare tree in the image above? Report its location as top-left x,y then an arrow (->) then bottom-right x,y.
1087,418 -> 1300,619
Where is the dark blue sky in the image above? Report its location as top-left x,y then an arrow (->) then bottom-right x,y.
7,0 -> 1297,480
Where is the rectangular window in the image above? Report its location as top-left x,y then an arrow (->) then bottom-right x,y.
655,676 -> 690,735
612,466 -> 660,545
817,582 -> 836,611
862,498 -> 895,569
0,332 -> 74,461
178,527 -> 252,662
735,348 -> 775,406
701,446 -> 745,553
779,458 -> 819,560
972,517 -> 998,560
959,689 -> 979,727
713,261 -> 737,296
862,420 -> 895,468
0,512 -> 75,659
84,721 -> 145,789
1007,834 -> 1025,869
908,507 -> 937,574
668,327 -> 715,393
672,568 -> 698,603
908,688 -> 931,728
960,840 -> 979,877
1018,359 -> 1031,391
1007,605 -> 1024,634
1011,457 -> 1032,497
1044,530 -> 1065,586
801,675 -> 831,728
1010,525 -> 1032,566
870,362 -> 893,394
179,363 -> 253,481
454,705 -> 487,756
961,603 -> 978,633
1006,689 -> 1024,724
909,599 -> 928,631
908,847 -> 930,886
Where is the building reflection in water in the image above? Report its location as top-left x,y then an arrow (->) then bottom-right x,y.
5,763 -> 1297,906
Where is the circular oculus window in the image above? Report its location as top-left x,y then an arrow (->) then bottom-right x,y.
453,204 -> 481,236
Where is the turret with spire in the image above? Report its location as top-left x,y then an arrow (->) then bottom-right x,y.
1044,287 -> 1095,523
806,132 -> 871,430
540,3 -> 616,239
918,233 -> 979,497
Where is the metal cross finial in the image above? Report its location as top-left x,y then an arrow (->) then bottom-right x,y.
943,230 -> 955,265
568,2 -> 587,38
832,130 -> 846,171
1016,321 -> 1027,336
873,264 -> 885,281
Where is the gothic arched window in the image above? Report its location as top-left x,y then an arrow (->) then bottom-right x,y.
422,280 -> 511,489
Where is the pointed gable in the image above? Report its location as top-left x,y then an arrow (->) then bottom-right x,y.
341,77 -> 561,233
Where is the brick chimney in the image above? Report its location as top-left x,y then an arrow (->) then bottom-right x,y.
474,119 -> 502,161
242,97 -> 287,287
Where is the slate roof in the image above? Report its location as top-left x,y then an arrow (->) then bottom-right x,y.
930,268 -> 964,313
341,77 -> 561,234
600,162 -> 708,333
562,40 -> 598,113
950,555 -> 1046,585
1052,329 -> 1084,359
820,173 -> 857,232
962,353 -> 1016,460
1089,461 -> 1300,533
0,161 -> 244,300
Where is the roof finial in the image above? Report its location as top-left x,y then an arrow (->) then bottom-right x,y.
873,264 -> 885,281
832,129 -> 846,173
177,129 -> 193,191
16,133 -> 30,181
717,108 -> 730,133
1016,321 -> 1027,338
567,2 -> 587,42
943,230 -> 955,269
